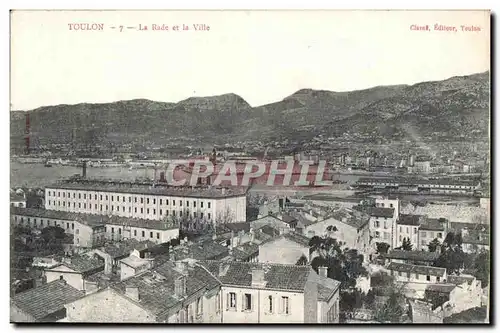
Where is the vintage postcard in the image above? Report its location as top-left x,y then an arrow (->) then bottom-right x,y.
9,10 -> 491,324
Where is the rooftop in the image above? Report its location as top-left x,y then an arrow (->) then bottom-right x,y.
357,177 -> 478,187
120,255 -> 153,269
46,181 -> 247,199
388,262 -> 446,277
99,239 -> 157,260
447,275 -> 476,286
328,209 -> 369,230
196,260 -> 313,292
420,218 -> 446,231
110,262 -> 207,316
11,280 -> 84,321
462,230 -> 490,246
171,240 -> 229,261
282,232 -> 311,247
398,214 -> 423,226
11,207 -> 178,231
353,205 -> 394,218
51,255 -> 104,275
425,284 -> 457,294
383,250 -> 439,262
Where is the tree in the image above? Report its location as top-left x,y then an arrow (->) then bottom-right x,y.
309,236 -> 367,290
428,238 -> 441,252
434,244 -> 465,274
296,254 -> 308,266
473,250 -> 490,288
374,289 -> 406,323
376,242 -> 390,254
364,289 -> 375,308
401,238 -> 413,251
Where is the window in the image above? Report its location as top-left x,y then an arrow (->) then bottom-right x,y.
58,192 -> 60,197
437,276 -> 441,282
193,201 -> 197,208
406,227 -> 409,233
63,192 -> 65,198
268,295 -> 273,313
147,198 -> 150,204
374,221 -> 380,228
375,231 -> 380,238
438,232 -> 443,238
180,211 -> 183,217
399,235 -> 402,241
78,203 -> 81,208
244,293 -> 252,311
160,209 -> 162,215
122,206 -> 125,212
166,210 -> 169,216
201,212 -> 204,219
111,196 -> 114,202
228,292 -> 237,310
186,201 -> 189,207
111,227 -> 114,233
134,230 -> 137,236
95,194 -> 97,200
67,222 -> 69,229
281,296 -> 290,314
76,229 -> 79,235
135,207 -> 137,213
84,203 -> 86,209
123,196 -> 125,202
390,203 -> 393,208
180,200 -> 183,207
95,204 -> 98,209
421,231 -> 427,237
173,211 -> 176,216
383,221 -> 388,229
106,195 -> 108,200
129,207 -> 131,213
118,228 -> 122,235
208,202 -> 211,209
201,202 -> 204,208
399,226 -> 402,233
147,208 -> 150,214
72,223 -> 74,230
100,195 -> 103,200
414,227 -> 417,233
100,205 -> 103,211
193,212 -> 197,218
153,198 -> 156,205
160,199 -> 163,205
157,232 -> 160,239
141,198 -> 144,204
416,274 -> 419,280
150,232 -> 153,238
142,231 -> 145,237
166,199 -> 169,205
111,205 -> 114,211
430,232 -> 434,238
406,272 -> 410,278
426,275 -> 430,281
398,271 -> 402,276
141,208 -> 143,214
173,200 -> 176,206
135,197 -> 137,203
129,197 -> 131,203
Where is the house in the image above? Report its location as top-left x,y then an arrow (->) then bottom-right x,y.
196,260 -> 341,323
302,208 -> 370,255
119,249 -> 155,281
44,255 -> 105,291
382,250 -> 439,266
11,193 -> 26,208
230,242 -> 259,263
170,239 -> 229,261
64,261 -> 211,323
388,262 -> 447,284
354,205 -> 396,248
396,214 -> 423,249
258,232 -> 311,264
250,215 -> 291,235
10,279 -> 85,322
418,218 -> 447,251
409,299 -> 444,323
461,229 -> 490,253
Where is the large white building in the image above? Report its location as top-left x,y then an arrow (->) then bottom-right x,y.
44,181 -> 247,223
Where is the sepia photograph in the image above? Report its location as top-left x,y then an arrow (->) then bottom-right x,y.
9,9 -> 491,324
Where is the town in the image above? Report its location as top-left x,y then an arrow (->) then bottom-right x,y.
10,146 -> 490,323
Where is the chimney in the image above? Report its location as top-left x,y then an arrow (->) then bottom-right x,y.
251,268 -> 266,287
82,161 -> 87,178
318,266 -> 328,278
175,261 -> 189,275
219,263 -> 229,277
174,276 -> 186,297
103,253 -> 113,275
126,286 -> 140,301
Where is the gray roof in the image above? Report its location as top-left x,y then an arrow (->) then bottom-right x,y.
447,275 -> 476,285
51,256 -> 104,275
11,207 -> 178,231
425,284 -> 457,293
46,181 -> 247,199
388,262 -> 446,277
171,240 -> 229,261
398,214 -> 423,226
420,218 -> 446,231
384,250 -> 439,262
11,280 -> 84,320
196,260 -> 313,292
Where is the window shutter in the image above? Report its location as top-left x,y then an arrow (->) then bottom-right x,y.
226,293 -> 229,310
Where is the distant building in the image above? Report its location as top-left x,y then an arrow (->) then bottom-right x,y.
10,193 -> 26,208
44,256 -> 105,291
418,218 -> 447,251
388,262 -> 447,284
258,232 -> 311,264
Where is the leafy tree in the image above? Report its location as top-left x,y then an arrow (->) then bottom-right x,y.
374,289 -> 406,323
364,289 -> 375,307
401,238 -> 413,251
443,232 -> 463,247
375,242 -> 390,254
309,236 -> 367,290
428,238 -> 441,252
295,254 -> 308,266
434,244 -> 466,274
473,250 -> 490,288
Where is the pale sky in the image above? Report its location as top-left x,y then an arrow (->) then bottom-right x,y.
10,10 -> 490,110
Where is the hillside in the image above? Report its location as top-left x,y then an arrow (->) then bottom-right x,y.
10,72 -> 490,149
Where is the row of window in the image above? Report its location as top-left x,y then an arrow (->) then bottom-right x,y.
227,292 -> 290,315
373,220 -> 390,229
176,297 -> 204,323
47,191 -> 211,208
399,226 -> 418,234
108,226 -> 161,240
15,216 -> 74,230
392,270 -> 441,282
373,231 -> 391,240
421,231 -> 443,239
46,201 -> 212,219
